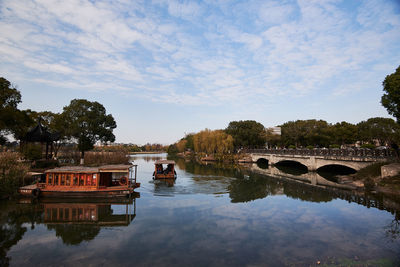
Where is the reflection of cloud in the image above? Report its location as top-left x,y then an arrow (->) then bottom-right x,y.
8,194 -> 400,266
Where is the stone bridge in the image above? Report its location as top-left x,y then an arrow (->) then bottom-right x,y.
246,148 -> 394,171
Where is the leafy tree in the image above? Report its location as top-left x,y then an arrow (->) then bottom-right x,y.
176,139 -> 187,153
357,117 -> 399,146
167,144 -> 179,155
193,129 -> 233,154
280,120 -> 331,147
184,133 -> 195,151
329,122 -> 358,146
0,77 -> 22,144
225,120 -> 266,148
61,99 -> 116,163
381,65 -> 400,122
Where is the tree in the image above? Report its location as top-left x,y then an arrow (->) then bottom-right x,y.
193,129 -> 233,154
265,128 -> 281,148
61,99 -> 116,163
382,65 -> 400,122
329,122 -> 358,146
357,117 -> 399,146
280,120 -> 331,147
0,77 -> 22,144
225,120 -> 266,149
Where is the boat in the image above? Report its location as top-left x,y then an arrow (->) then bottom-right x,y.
19,164 -> 140,198
152,160 -> 177,179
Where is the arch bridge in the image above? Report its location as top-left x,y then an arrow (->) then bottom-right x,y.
246,148 -> 394,171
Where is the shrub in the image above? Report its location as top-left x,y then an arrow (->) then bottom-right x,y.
306,145 -> 314,149
0,152 -> 29,198
361,143 -> 375,149
329,144 -> 340,149
23,144 -> 42,160
288,145 -> 296,149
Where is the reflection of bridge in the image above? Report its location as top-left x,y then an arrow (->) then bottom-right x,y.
246,149 -> 393,171
250,164 -> 358,190
247,164 -> 400,216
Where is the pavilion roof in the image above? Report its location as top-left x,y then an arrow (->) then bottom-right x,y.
25,119 -> 60,142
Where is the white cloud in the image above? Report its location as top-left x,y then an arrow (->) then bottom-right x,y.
0,0 -> 399,109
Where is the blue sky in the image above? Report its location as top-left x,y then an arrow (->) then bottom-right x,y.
1,0 -> 400,145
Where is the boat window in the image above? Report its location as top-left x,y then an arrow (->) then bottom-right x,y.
78,208 -> 83,220
93,174 -> 97,186
79,175 -> 84,186
48,174 -> 53,185
55,174 -> 59,185
86,174 -> 92,186
61,174 -> 65,185
73,175 -> 78,186
66,174 -> 71,186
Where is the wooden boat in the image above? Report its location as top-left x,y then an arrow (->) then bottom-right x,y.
19,164 -> 140,198
152,160 -> 177,179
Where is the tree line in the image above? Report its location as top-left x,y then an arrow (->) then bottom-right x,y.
168,117 -> 400,156
0,77 -> 116,162
168,65 -> 400,155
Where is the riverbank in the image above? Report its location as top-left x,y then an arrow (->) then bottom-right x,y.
172,151 -> 400,198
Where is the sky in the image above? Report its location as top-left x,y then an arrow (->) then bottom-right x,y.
1,0 -> 400,145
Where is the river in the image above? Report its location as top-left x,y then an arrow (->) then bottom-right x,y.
1,153 -> 400,266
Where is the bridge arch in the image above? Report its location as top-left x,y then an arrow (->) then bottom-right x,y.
315,161 -> 362,172
317,164 -> 357,174
256,158 -> 269,169
274,160 -> 308,173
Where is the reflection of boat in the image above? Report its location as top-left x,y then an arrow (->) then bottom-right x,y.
43,199 -> 137,226
153,160 -> 177,180
154,178 -> 175,187
19,164 -> 140,198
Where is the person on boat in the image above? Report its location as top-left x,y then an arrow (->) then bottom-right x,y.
156,164 -> 163,174
165,164 -> 172,174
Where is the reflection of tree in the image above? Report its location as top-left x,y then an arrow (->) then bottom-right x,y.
0,201 -> 42,267
283,182 -> 333,203
180,159 -> 243,179
385,214 -> 400,242
229,174 -> 281,203
0,220 -> 26,267
46,224 -> 100,245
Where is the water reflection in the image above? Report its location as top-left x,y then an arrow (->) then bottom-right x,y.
3,154 -> 400,266
171,158 -> 400,216
0,196 -> 138,265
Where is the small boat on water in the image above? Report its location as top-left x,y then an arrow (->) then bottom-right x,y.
19,164 -> 140,198
152,160 -> 177,180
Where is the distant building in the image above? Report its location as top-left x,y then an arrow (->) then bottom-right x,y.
267,127 -> 281,136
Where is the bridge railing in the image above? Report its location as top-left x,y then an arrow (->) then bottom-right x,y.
243,148 -> 395,158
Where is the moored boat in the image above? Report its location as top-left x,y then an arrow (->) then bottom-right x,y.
152,160 -> 177,179
19,164 -> 140,198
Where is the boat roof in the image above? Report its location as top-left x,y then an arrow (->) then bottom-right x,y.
45,164 -> 135,173
154,160 -> 175,165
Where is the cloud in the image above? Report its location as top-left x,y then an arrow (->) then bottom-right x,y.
0,0 -> 399,108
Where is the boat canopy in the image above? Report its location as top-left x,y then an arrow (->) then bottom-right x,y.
44,164 -> 135,174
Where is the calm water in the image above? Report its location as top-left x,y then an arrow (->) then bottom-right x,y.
1,153 -> 400,267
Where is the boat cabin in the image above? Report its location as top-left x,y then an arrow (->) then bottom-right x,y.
153,160 -> 177,179
19,164 -> 140,198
